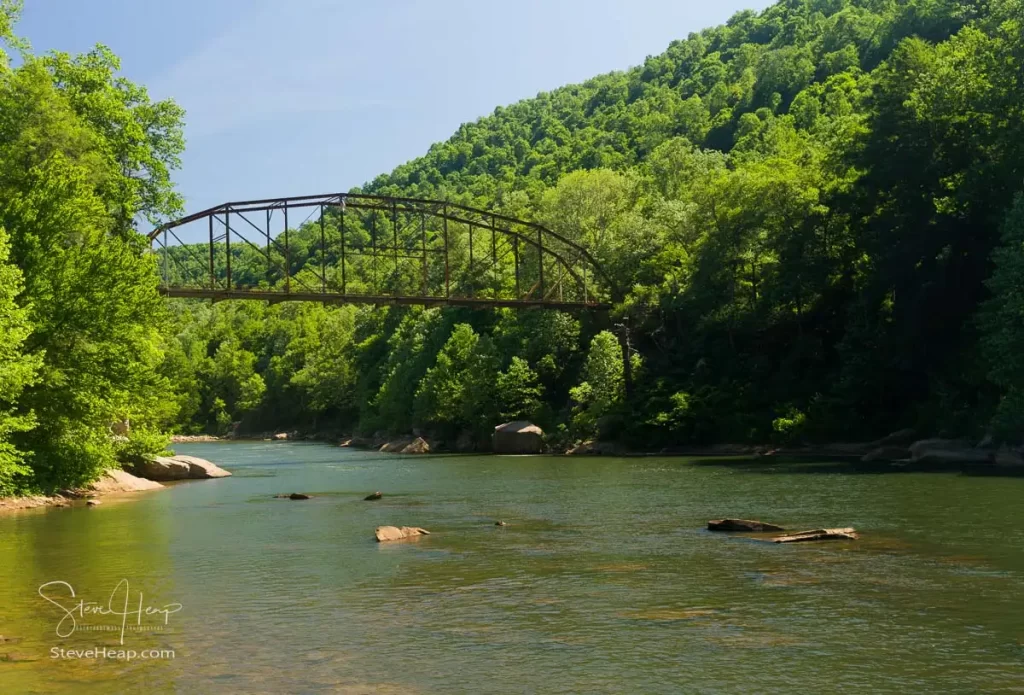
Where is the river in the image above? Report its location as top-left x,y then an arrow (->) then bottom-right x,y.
1,442 -> 1022,693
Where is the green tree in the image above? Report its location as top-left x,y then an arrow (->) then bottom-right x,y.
569,331 -> 625,439
496,357 -> 543,421
979,194 -> 1024,441
0,226 -> 40,495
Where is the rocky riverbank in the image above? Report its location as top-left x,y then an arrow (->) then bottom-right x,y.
0,453 -> 233,514
0,469 -> 165,513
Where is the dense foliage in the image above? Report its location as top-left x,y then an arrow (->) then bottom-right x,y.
4,0 -> 1024,485
0,2 -> 181,494
159,0 -> 1024,449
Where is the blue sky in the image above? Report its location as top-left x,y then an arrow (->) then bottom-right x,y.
19,0 -> 772,229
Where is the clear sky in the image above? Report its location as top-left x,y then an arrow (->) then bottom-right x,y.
18,0 -> 772,227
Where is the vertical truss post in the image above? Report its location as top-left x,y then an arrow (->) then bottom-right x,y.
225,211 -> 232,291
371,213 -> 378,295
392,200 -> 399,293
583,258 -> 588,305
491,214 -> 497,297
513,234 -> 520,299
443,204 -> 450,300
319,204 -> 326,295
266,209 -> 271,287
537,227 -> 544,300
284,205 -> 291,294
162,229 -> 169,287
208,215 -> 215,290
421,211 -> 427,297
468,223 -> 474,298
340,201 -> 347,294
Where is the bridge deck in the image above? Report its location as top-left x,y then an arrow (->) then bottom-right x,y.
160,287 -> 611,311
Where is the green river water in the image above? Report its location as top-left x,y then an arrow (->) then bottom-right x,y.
1,442 -> 1022,693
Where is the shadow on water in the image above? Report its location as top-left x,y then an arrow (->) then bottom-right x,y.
685,456 -> 1024,478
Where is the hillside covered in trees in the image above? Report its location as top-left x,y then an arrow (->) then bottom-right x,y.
3,0 -> 1024,496
161,0 -> 1024,450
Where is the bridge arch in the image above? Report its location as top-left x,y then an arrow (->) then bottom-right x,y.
149,193 -> 615,310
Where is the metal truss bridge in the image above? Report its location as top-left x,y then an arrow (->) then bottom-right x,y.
148,193 -> 614,310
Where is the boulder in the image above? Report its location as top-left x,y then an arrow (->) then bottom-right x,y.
87,469 -> 164,494
364,492 -> 383,501
379,438 -> 411,453
139,455 -> 231,481
272,432 -> 289,441
861,445 -> 910,462
374,526 -> 430,542
134,457 -> 191,480
908,439 -> 993,464
492,421 -> 544,454
86,499 -> 101,507
708,519 -> 786,532
401,437 -> 430,454
284,493 -> 311,500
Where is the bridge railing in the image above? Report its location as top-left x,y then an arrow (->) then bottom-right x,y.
149,193 -> 614,309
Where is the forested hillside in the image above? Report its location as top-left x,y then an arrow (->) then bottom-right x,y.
6,0 -> 1021,479
160,0 -> 1024,450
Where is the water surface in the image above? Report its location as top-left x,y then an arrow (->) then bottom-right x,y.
1,443 -> 1022,693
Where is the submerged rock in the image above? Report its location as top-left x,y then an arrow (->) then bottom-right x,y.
375,526 -> 430,542
364,492 -> 383,501
495,520 -> 507,527
772,527 -> 858,543
708,519 -> 786,532
86,499 -> 101,507
288,493 -> 311,500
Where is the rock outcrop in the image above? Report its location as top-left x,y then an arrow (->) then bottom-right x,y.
708,518 -> 786,532
374,526 -> 430,542
88,469 -> 164,494
492,421 -> 544,454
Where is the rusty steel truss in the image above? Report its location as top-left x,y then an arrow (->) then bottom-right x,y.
148,193 -> 614,310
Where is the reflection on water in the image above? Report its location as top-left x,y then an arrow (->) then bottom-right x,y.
1,442 -> 1023,693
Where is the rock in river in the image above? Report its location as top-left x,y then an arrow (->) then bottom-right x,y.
772,527 -> 858,543
364,492 -> 383,501
708,519 -> 786,532
136,455 -> 231,481
375,526 -> 430,542
492,421 -> 544,454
